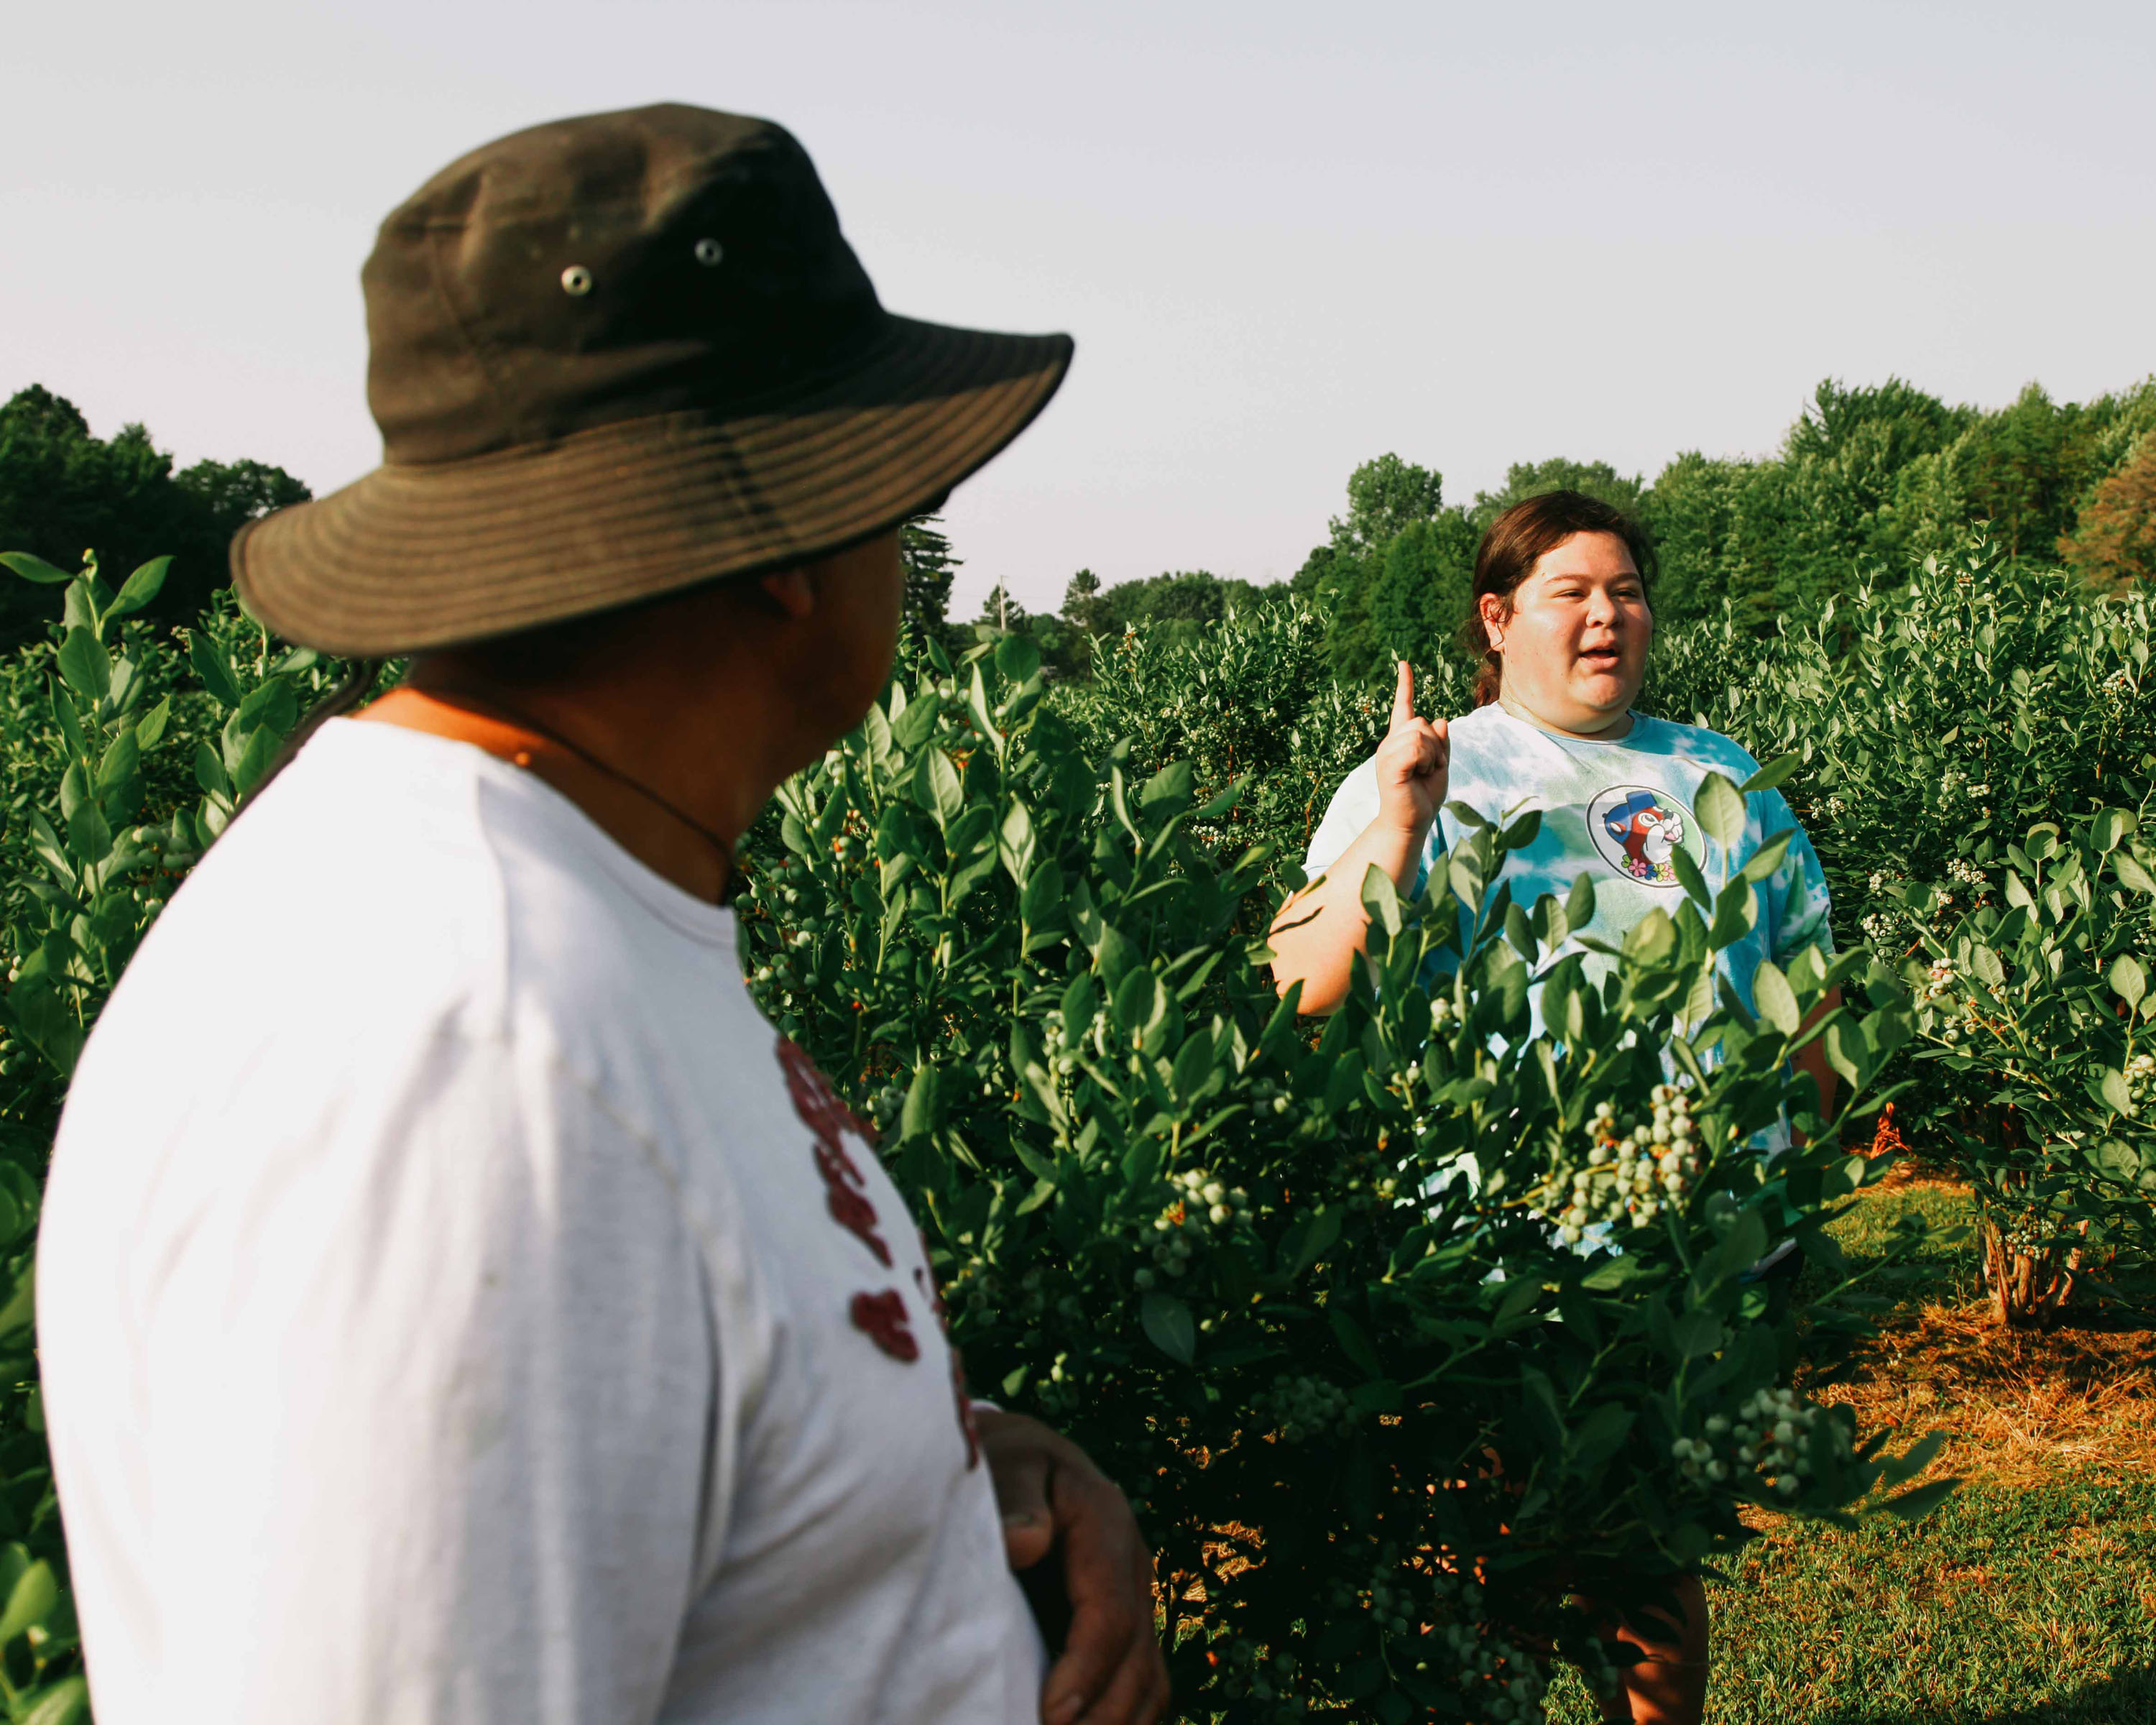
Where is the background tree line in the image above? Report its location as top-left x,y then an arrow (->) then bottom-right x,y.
9,371 -> 2153,679
0,387 -> 310,645
898,372 -> 2156,685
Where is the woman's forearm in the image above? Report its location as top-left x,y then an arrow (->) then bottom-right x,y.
1266,816 -> 1430,1014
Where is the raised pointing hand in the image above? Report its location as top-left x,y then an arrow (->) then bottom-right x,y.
1373,659 -> 1449,838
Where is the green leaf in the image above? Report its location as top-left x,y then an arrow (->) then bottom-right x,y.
998,798 -> 1037,886
1823,1016 -> 1869,1090
2109,953 -> 2147,1009
1668,839 -> 1711,908
1141,1291 -> 1196,1365
899,1066 -> 939,1140
230,723 -> 283,798
188,632 -> 245,708
2093,808 -> 2129,854
1019,860 -> 1064,937
19,1675 -> 89,1725
0,551 -> 77,584
1360,863 -> 1402,939
1498,808 -> 1542,852
1169,1031 -> 1215,1105
1738,753 -> 1800,795
195,740 -> 233,799
0,1261 -> 35,1341
1329,1305 -> 1384,1378
55,627 -> 111,702
994,632 -> 1041,684
96,726 -> 141,795
1752,960 -> 1801,1036
1285,1205 -> 1343,1277
65,798 -> 112,867
1503,899 -> 1535,958
106,555 -> 172,620
2101,1067 -> 2134,1118
135,693 -> 171,751
1140,760 -> 1194,816
1580,1253 -> 1653,1292
1565,871 -> 1597,932
1670,1309 -> 1725,1359
1194,776 -> 1248,821
1695,771 -> 1746,851
1623,907 -> 1677,966
921,750 -> 964,827
2115,851 -> 2156,896
891,689 -> 940,752
0,1559 -> 57,1644
1530,889 -> 1570,950
964,663 -> 1000,748
1738,832 -> 1793,887
1707,878 -> 1759,950
1879,1477 -> 1960,1522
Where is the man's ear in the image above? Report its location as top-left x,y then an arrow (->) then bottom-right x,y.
757,566 -> 816,621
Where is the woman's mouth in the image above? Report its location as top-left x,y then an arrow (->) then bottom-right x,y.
1579,645 -> 1621,671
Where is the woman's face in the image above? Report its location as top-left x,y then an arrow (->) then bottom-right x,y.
1481,531 -> 1651,732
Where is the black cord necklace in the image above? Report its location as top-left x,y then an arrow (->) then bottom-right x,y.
428,688 -> 740,903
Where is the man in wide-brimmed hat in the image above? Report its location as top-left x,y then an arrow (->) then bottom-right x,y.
38,104 -> 1168,1724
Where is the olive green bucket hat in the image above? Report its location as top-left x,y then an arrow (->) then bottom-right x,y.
233,103 -> 1072,656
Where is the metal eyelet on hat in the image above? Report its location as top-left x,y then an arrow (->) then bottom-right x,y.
561,265 -> 594,296
694,237 -> 724,267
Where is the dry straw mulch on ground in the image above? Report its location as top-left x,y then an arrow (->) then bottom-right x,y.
1805,1164 -> 2156,1490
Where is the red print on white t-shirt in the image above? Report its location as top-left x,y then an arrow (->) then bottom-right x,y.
849,1289 -> 921,1361
777,1037 -> 893,1268
776,1037 -> 926,1369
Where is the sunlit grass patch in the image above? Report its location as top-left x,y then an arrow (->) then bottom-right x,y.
1546,1179 -> 2156,1722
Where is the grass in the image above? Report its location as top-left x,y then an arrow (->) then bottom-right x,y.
1547,1170 -> 2156,1724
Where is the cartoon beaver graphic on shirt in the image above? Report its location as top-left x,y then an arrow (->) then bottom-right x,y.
1587,788 -> 1692,887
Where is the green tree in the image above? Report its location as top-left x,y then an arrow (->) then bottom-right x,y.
0,387 -> 310,645
1307,456 -> 1456,683
977,582 -> 1028,631
898,513 -> 959,643
1061,568 -> 1103,633
1470,457 -> 1646,528
1329,452 -> 1445,556
1784,377 -> 1972,469
1363,510 -> 1480,671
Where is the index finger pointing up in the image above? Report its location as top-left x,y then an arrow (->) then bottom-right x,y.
1391,659 -> 1415,729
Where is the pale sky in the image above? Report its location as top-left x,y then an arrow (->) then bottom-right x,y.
9,0 -> 2153,615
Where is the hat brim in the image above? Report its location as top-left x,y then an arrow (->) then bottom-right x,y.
231,317 -> 1072,656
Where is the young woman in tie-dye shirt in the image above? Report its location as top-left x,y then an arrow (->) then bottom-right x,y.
1269,489 -> 1837,1133
1267,489 -> 1839,1725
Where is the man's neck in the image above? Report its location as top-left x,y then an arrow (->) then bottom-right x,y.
363,664 -> 779,904
1497,689 -> 1634,741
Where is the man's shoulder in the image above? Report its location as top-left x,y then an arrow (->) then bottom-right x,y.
100,722 -> 717,1080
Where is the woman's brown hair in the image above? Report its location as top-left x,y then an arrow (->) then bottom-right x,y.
1460,489 -> 1655,707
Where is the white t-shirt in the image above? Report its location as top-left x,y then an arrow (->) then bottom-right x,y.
37,719 -> 1045,1724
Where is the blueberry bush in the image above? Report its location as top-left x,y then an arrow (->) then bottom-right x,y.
0,551 -> 331,1721
3,526 -> 2147,1721
740,629 -> 1943,1721
1657,539 -> 2156,1319
1907,806 -> 2156,1325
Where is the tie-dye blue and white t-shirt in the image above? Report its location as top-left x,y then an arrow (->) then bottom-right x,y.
1302,703 -> 1835,1026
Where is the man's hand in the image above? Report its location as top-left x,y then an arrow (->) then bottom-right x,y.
1374,660 -> 1449,839
977,1409 -> 1169,1725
